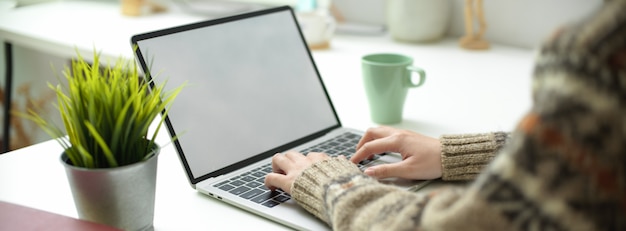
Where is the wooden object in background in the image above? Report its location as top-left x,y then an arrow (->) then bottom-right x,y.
459,0 -> 489,50
120,0 -> 167,16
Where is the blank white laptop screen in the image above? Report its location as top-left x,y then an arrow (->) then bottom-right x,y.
134,9 -> 338,182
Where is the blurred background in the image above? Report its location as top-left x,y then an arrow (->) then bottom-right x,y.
0,0 -> 602,152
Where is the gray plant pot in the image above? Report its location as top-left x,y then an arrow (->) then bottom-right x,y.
61,145 -> 160,231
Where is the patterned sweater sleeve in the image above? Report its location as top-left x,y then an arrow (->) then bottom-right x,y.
289,131 -> 509,229
440,132 -> 509,181
290,1 -> 626,230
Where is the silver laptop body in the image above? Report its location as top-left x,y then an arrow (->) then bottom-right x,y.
131,6 -> 428,230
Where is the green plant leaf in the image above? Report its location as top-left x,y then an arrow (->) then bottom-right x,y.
17,49 -> 184,168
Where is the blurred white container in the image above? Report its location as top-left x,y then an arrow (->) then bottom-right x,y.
296,10 -> 336,49
387,0 -> 451,43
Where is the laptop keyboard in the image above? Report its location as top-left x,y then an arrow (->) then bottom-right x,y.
213,132 -> 366,208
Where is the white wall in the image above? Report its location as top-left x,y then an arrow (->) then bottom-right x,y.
333,0 -> 602,49
450,0 -> 603,48
228,0 -> 603,48
5,0 -> 603,48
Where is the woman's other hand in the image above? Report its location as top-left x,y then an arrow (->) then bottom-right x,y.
351,126 -> 443,180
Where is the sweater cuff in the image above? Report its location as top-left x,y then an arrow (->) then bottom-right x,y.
440,132 -> 508,181
291,157 -> 363,224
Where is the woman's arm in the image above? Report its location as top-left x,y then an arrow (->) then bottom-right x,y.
350,126 -> 509,181
440,132 -> 509,180
267,1 -> 626,229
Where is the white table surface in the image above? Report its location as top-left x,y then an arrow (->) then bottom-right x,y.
0,1 -> 536,230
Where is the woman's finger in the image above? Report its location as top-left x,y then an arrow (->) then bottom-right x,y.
264,172 -> 291,194
271,153 -> 289,174
355,126 -> 393,150
283,150 -> 306,161
351,136 -> 400,164
363,161 -> 411,179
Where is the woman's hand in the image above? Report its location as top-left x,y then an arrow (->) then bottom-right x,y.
264,151 -> 330,194
351,126 -> 443,180
264,126 -> 442,193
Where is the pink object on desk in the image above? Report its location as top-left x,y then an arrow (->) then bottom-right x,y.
0,200 -> 122,231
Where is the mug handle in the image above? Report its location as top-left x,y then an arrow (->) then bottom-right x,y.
406,66 -> 426,87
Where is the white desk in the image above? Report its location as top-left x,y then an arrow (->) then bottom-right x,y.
0,1 -> 535,230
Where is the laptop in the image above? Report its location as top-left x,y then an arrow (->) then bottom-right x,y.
131,6 -> 430,230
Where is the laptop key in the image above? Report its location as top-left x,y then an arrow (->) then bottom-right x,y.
219,184 -> 235,191
241,175 -> 256,182
246,181 -> 262,188
262,200 -> 280,208
251,190 -> 281,204
252,171 -> 266,178
231,180 -> 245,186
230,186 -> 251,195
214,181 -> 229,187
274,195 -> 290,203
240,189 -> 265,199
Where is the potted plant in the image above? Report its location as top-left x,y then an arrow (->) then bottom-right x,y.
21,50 -> 184,231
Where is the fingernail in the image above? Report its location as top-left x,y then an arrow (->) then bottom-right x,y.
364,167 -> 375,176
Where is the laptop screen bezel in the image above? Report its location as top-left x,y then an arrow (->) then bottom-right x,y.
130,6 -> 342,186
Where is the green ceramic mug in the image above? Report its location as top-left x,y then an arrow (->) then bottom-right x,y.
361,53 -> 426,124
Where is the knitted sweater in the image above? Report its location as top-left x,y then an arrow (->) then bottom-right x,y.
290,1 -> 626,230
